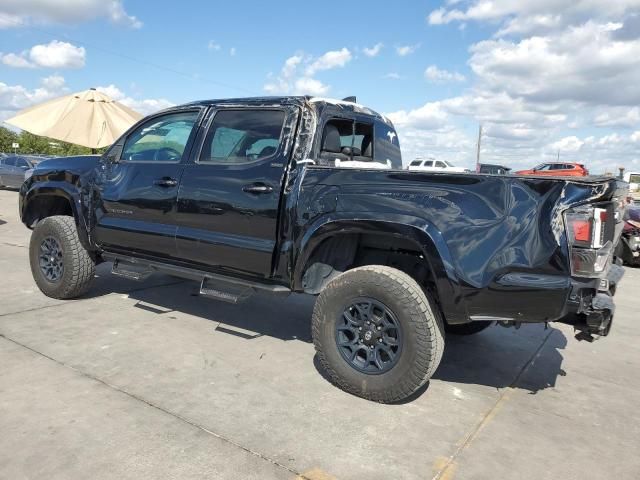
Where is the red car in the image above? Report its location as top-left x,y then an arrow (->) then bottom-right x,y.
515,162 -> 589,177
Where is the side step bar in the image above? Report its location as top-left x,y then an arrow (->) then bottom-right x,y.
103,253 -> 291,299
111,259 -> 153,281
199,278 -> 254,304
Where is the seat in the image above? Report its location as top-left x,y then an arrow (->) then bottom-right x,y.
318,124 -> 349,165
353,135 -> 373,163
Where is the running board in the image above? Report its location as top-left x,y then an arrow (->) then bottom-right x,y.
102,252 -> 291,295
111,259 -> 153,281
199,278 -> 254,304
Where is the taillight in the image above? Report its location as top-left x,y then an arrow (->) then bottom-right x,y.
571,219 -> 591,243
565,205 -> 613,277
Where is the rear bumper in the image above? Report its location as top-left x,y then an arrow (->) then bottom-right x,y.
558,263 -> 625,339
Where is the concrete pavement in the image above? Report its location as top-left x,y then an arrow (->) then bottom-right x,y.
1,188 -> 639,480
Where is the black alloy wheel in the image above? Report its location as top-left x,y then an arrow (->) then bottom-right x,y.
335,298 -> 402,374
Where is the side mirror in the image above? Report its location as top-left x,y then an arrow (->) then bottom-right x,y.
104,145 -> 123,163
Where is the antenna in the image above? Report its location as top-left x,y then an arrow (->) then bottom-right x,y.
475,124 -> 483,172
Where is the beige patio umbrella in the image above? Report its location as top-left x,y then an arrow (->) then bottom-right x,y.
5,88 -> 143,150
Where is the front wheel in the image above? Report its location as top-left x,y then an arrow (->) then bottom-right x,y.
312,265 -> 445,403
29,216 -> 95,299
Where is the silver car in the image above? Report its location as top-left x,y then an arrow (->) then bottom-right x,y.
0,155 -> 35,189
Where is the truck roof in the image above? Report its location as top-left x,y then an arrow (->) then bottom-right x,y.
179,96 -> 391,124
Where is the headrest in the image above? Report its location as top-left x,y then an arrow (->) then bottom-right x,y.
361,136 -> 372,157
322,124 -> 342,153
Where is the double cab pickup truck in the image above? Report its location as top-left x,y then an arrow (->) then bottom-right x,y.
19,96 -> 627,403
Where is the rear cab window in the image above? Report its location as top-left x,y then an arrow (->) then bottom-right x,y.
200,109 -> 286,164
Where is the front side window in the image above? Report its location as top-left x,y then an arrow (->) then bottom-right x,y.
122,111 -> 199,162
536,164 -> 552,171
435,161 -> 446,168
200,109 -> 285,164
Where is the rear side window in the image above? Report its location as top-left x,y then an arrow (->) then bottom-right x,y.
374,120 -> 402,169
122,111 -> 199,162
201,109 -> 285,164
410,160 -> 422,166
424,160 -> 434,167
4,157 -> 16,167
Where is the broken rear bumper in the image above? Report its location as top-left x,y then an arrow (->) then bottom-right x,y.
557,263 -> 625,340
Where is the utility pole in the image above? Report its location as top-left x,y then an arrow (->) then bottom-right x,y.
475,124 -> 482,172
557,150 -> 560,162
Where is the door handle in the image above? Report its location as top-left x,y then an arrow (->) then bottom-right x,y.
242,183 -> 273,194
154,177 -> 178,188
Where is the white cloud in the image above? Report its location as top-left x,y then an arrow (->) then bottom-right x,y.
593,107 -> 640,128
30,40 -> 86,68
230,47 -> 236,56
96,84 -> 173,116
41,74 -> 65,90
383,3 -> 640,171
305,48 -> 352,76
424,65 -> 466,83
96,84 -> 126,101
0,76 -> 69,121
0,0 -> 141,29
1,40 -> 86,69
469,22 -> 640,107
207,40 -> 221,51
549,135 -> 585,152
294,78 -> 329,96
384,72 -> 402,80
363,43 -> 383,57
387,101 -> 449,130
264,49 -> 350,96
396,44 -> 420,56
1,52 -> 34,68
427,1 -> 640,29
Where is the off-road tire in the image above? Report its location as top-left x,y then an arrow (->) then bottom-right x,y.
29,215 -> 95,299
312,265 -> 445,403
444,321 -> 493,335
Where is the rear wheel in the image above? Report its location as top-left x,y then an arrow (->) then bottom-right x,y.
29,216 -> 95,299
312,265 -> 444,403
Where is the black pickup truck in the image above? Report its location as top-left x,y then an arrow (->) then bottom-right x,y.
19,96 -> 627,402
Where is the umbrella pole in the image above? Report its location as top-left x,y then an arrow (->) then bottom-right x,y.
91,148 -> 97,154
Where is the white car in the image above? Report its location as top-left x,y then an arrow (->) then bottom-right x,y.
407,158 -> 467,173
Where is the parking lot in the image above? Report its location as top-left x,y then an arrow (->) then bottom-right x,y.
0,188 -> 639,480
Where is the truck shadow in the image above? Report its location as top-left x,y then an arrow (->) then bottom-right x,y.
88,267 -> 568,401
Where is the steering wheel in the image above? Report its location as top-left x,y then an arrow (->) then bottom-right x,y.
154,147 -> 182,161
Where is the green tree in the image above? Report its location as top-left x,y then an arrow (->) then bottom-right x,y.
0,126 -> 19,153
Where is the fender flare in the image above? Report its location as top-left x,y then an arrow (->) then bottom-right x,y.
21,183 -> 93,252
292,214 -> 469,324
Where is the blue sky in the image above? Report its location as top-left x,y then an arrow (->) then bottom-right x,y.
1,1 -> 640,172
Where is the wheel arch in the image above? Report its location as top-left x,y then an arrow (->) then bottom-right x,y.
21,185 -> 93,252
293,217 -> 468,324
